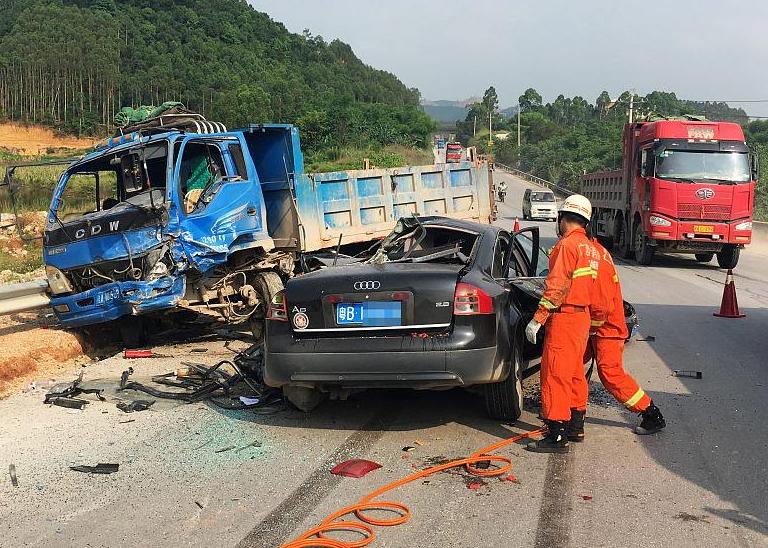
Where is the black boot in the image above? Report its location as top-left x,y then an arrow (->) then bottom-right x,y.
635,401 -> 666,435
566,409 -> 585,442
526,421 -> 570,453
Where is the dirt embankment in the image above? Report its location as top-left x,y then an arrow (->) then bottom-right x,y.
0,122 -> 97,156
0,311 -> 86,397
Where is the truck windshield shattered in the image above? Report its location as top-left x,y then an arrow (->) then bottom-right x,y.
655,150 -> 751,183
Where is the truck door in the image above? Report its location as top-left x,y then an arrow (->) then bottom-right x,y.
172,136 -> 269,266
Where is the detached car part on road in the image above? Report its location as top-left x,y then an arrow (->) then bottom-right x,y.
265,216 -> 638,420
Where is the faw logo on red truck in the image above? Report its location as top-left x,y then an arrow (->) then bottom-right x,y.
695,188 -> 715,200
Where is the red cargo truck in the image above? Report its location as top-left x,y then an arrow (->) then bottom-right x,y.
446,142 -> 463,163
582,119 -> 757,268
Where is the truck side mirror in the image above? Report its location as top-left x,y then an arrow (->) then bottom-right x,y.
751,153 -> 759,181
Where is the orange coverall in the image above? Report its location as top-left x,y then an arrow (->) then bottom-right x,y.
587,241 -> 651,413
534,227 -> 601,422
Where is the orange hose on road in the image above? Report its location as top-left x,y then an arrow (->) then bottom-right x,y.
281,427 -> 546,548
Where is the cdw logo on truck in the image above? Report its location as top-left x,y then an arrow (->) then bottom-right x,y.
71,220 -> 120,239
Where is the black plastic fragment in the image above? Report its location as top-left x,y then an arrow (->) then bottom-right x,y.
70,463 -> 119,474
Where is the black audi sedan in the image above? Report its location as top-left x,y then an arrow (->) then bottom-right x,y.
264,216 -> 636,420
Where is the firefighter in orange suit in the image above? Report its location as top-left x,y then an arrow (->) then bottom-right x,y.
525,195 -> 601,453
571,240 -> 666,439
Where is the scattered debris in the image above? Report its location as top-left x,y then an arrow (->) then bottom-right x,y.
673,370 -> 703,379
49,397 -> 89,410
413,440 -> 425,446
239,396 -> 260,406
118,419 -> 136,424
214,445 -> 236,454
9,464 -> 18,487
116,400 -> 155,413
504,474 -> 518,483
402,446 -> 416,452
330,459 -> 382,478
44,371 -> 105,406
70,463 -> 119,474
190,348 -> 208,354
467,482 -> 483,490
422,480 -> 431,485
636,335 -> 656,342
195,501 -> 204,509
674,512 -> 710,523
581,495 -> 593,501
474,460 -> 491,470
236,440 -> 262,453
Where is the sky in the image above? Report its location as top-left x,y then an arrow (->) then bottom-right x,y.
251,0 -> 768,117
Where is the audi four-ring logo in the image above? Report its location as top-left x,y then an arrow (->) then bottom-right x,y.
354,281 -> 381,290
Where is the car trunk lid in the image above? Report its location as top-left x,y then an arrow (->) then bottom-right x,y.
284,263 -> 463,333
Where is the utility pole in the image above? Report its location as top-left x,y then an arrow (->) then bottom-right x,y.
628,94 -> 635,124
488,110 -> 493,149
517,102 -> 521,147
473,115 -> 477,137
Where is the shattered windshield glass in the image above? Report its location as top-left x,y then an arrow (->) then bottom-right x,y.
368,224 -> 478,265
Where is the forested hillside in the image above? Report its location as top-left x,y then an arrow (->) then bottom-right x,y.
0,0 -> 434,153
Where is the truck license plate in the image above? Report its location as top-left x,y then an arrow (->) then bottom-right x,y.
694,225 -> 714,233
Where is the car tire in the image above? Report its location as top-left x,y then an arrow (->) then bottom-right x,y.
716,245 -> 740,269
694,253 -> 714,263
284,385 -> 324,412
249,271 -> 284,344
484,335 -> 523,421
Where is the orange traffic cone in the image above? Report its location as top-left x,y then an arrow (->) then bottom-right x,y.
713,269 -> 746,318
513,217 -> 520,232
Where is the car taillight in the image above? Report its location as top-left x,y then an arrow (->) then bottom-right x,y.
267,290 -> 288,322
453,283 -> 493,315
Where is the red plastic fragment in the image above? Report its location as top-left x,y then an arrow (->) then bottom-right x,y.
467,482 -> 483,490
582,495 -> 593,501
124,349 -> 153,359
504,474 -> 518,483
330,459 -> 382,478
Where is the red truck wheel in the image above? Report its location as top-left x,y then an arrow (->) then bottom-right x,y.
634,224 -> 654,265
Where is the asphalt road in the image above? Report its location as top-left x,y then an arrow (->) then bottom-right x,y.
0,171 -> 766,547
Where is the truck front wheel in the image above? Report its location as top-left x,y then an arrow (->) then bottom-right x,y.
617,218 -> 633,259
695,253 -> 714,263
634,224 -> 654,265
249,271 -> 285,344
716,245 -> 740,269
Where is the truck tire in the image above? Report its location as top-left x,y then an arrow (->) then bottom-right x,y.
716,245 -> 740,269
695,253 -> 714,263
634,224 -> 654,265
617,219 -> 633,259
249,271 -> 285,344
484,335 -> 523,421
118,316 -> 146,349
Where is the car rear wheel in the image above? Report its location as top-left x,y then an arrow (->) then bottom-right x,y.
484,335 -> 523,421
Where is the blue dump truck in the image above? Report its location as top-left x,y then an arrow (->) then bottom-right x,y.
4,118 -> 493,344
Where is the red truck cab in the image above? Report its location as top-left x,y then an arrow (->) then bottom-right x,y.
446,142 -> 463,163
583,120 -> 756,268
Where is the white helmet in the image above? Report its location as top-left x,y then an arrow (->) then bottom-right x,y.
559,194 -> 592,222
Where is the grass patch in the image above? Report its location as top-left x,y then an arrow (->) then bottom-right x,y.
0,243 -> 43,276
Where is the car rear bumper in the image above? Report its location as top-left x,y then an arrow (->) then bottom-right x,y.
264,316 -> 505,390
264,346 -> 498,389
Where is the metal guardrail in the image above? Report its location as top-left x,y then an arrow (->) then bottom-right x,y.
494,163 -> 574,197
0,279 -> 50,315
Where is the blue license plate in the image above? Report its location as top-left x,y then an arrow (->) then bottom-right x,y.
335,302 -> 402,327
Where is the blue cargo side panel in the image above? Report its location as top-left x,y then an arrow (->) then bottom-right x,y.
296,161 -> 492,253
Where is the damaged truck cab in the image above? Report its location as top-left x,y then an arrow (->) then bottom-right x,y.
32,122 -> 493,342
43,125 -> 302,336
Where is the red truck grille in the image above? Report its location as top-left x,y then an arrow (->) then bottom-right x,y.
677,203 -> 731,220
